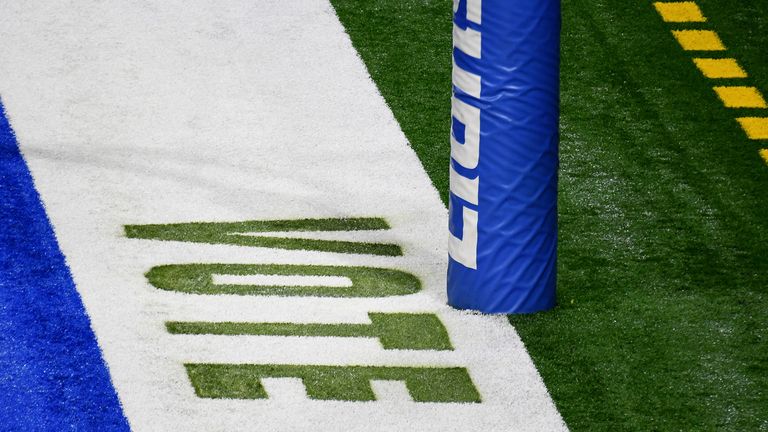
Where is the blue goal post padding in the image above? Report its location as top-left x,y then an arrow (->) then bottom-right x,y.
448,0 -> 560,313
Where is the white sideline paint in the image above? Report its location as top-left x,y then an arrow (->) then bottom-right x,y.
212,274 -> 353,288
0,1 -> 567,431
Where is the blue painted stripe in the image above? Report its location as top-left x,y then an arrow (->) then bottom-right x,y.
0,99 -> 130,431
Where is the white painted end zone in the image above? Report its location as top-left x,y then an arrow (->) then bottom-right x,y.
0,1 -> 567,431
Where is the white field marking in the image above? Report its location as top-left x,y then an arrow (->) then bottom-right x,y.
260,378 -> 309,402
0,0 -> 567,431
212,274 -> 353,288
370,380 -> 413,403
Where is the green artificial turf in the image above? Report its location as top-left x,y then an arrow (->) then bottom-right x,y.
186,363 -> 481,402
167,312 -> 453,351
146,263 -> 421,297
125,217 -> 402,256
329,0 -> 768,430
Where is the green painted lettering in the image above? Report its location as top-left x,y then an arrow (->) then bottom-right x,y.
166,312 -> 452,350
124,218 -> 402,256
186,364 -> 481,403
146,264 -> 420,297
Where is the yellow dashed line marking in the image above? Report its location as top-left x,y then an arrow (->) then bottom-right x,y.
736,118 -> 768,140
713,86 -> 767,108
654,2 -> 707,22
693,58 -> 748,79
760,149 -> 768,165
656,2 -> 768,165
672,30 -> 726,51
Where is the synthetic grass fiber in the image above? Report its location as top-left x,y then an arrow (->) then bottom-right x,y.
0,1 -> 566,429
186,363 -> 481,402
145,263 -> 421,297
329,0 -> 768,430
125,217 -> 403,256
0,99 -> 129,430
166,312 -> 454,351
